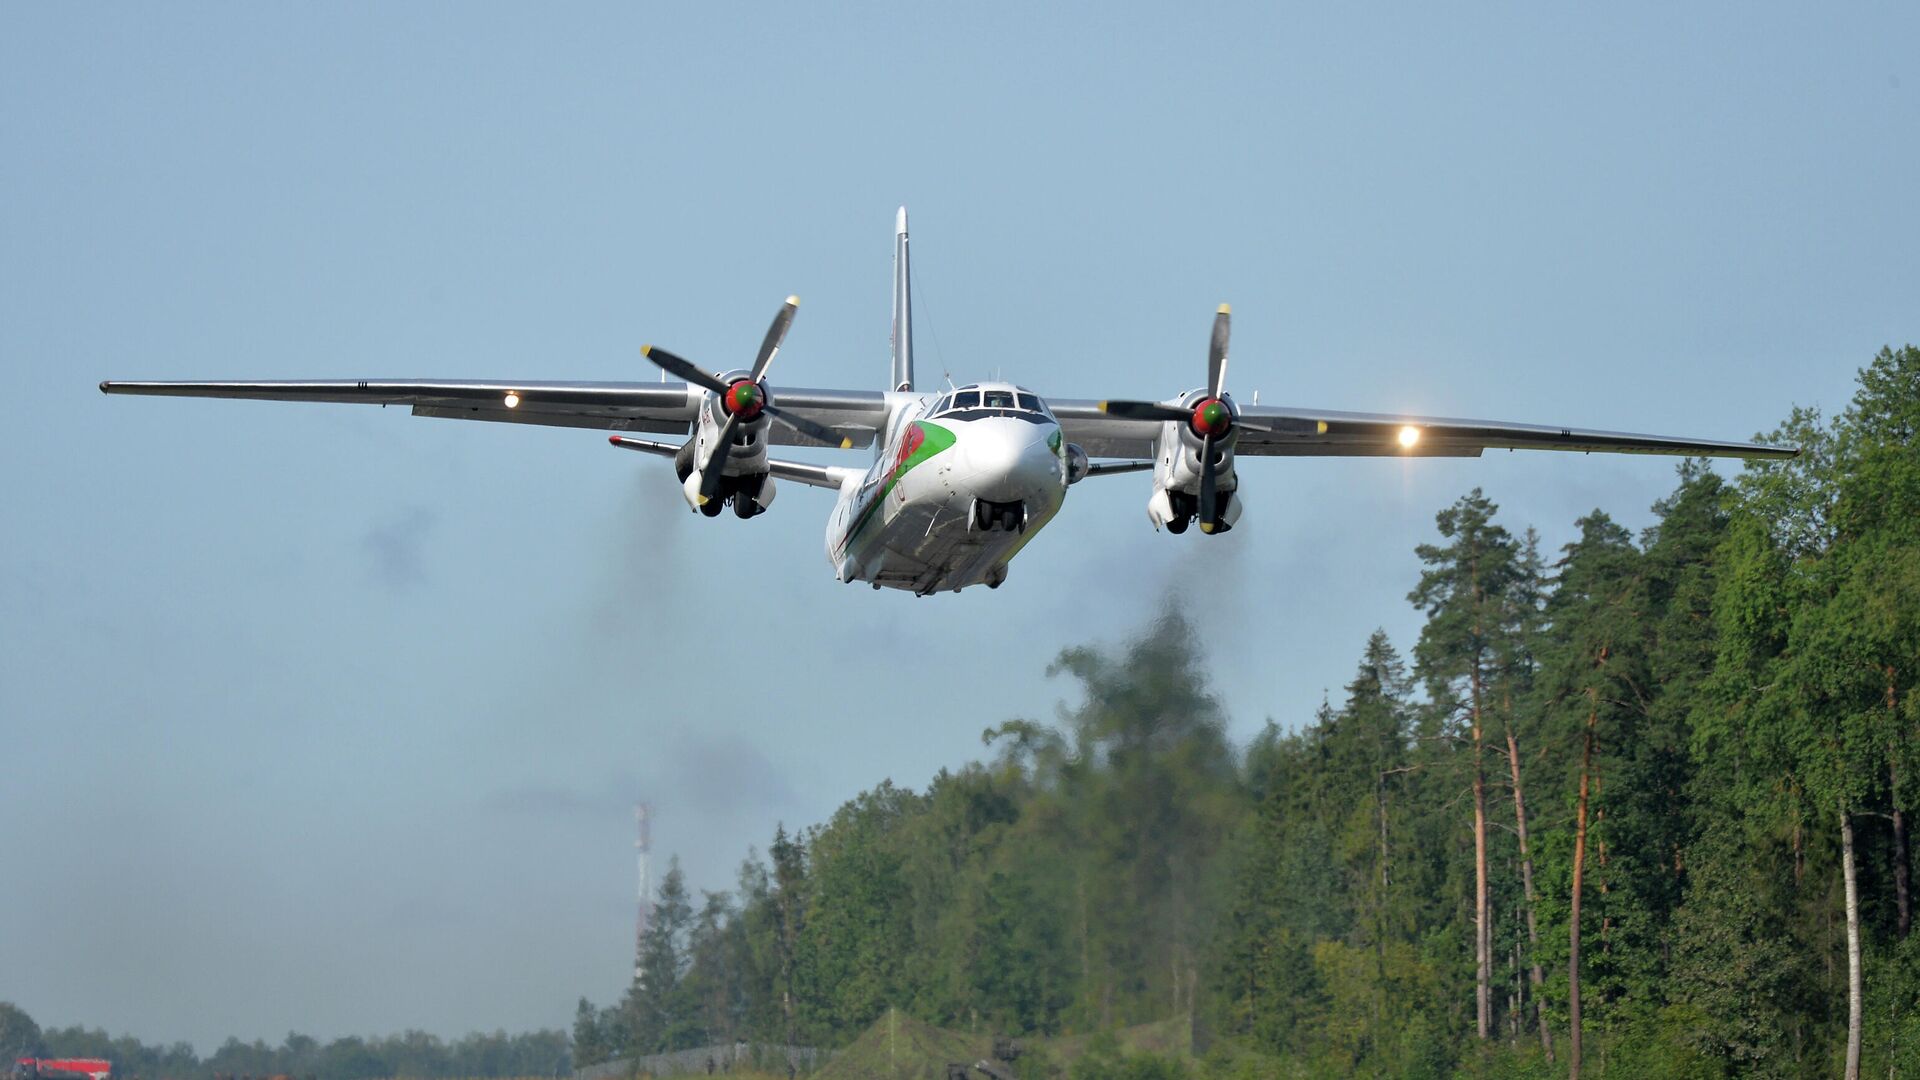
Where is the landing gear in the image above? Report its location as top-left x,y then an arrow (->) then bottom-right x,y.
1206,489 -> 1235,534
1161,490 -> 1235,534
1165,491 -> 1196,534
732,475 -> 767,519
684,467 -> 771,520
972,499 -> 1026,532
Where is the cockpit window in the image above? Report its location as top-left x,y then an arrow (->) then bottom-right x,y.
983,389 -> 1015,409
954,390 -> 981,409
1015,392 -> 1044,413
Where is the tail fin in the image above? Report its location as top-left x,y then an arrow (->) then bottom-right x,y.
890,206 -> 914,392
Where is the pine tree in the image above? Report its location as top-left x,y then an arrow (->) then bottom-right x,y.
1535,511 -> 1642,1078
1409,489 -> 1523,1042
626,858 -> 697,1053
570,998 -> 605,1068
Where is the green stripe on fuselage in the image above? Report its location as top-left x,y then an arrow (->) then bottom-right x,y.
844,420 -> 956,554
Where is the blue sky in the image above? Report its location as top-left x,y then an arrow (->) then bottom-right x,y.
3,1 -> 1913,1052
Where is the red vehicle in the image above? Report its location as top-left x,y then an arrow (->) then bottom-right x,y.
14,1060 -> 111,1080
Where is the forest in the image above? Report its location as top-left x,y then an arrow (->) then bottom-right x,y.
572,346 -> 1919,1079
0,1002 -> 569,1080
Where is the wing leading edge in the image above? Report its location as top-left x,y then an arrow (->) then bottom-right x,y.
1051,399 -> 1796,461
98,379 -> 888,448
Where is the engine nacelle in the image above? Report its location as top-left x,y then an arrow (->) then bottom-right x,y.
681,470 -> 776,518
1147,395 -> 1244,534
1146,480 -> 1243,534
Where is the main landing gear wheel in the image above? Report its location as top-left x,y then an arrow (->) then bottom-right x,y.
1165,491 -> 1195,534
732,477 -> 765,519
699,498 -> 725,518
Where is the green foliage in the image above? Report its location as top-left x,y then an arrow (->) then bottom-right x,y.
0,1002 -> 44,1059
27,1025 -> 568,1080
563,347 -> 1920,1077
808,1008 -> 988,1080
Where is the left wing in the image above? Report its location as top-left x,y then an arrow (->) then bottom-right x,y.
98,379 -> 888,449
1052,399 -> 1795,461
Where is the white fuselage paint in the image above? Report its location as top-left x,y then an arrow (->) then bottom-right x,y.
823,384 -> 1068,594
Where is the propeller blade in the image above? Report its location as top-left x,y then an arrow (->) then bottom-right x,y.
1098,400 -> 1193,423
1208,304 -> 1230,399
1198,433 -> 1218,535
750,296 -> 800,382
697,413 -> 742,505
643,345 -> 729,395
763,404 -> 853,449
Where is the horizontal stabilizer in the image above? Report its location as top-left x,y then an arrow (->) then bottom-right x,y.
607,436 -> 852,489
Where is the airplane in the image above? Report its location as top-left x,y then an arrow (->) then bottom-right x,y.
101,207 -> 1796,596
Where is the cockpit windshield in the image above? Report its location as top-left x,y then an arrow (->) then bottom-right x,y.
928,386 -> 1052,421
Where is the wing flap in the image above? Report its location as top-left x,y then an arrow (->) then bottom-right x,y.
756,387 -> 888,449
413,405 -> 689,434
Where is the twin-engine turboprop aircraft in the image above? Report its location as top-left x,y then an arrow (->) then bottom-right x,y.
102,207 -> 1796,596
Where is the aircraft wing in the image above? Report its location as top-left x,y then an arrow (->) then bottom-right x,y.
1050,399 -> 1795,461
98,379 -> 888,449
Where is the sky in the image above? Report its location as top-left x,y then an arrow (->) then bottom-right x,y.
3,0 -> 1914,1054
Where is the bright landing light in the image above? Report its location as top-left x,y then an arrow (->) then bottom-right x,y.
503,391 -> 521,409
1398,425 -> 1420,449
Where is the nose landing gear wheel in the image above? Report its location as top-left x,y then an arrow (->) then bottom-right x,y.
972,499 -> 1026,532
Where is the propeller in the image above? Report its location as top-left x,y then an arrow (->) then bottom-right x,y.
642,296 -> 850,506
1096,304 -> 1301,534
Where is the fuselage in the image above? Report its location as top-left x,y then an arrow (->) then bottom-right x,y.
825,382 -> 1066,594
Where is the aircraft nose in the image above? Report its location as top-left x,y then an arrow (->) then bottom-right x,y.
964,422 -> 1061,501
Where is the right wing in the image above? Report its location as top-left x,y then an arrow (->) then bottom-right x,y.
98,379 -> 888,449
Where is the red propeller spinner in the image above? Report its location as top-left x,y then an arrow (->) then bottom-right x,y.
1190,397 -> 1232,439
724,379 -> 765,420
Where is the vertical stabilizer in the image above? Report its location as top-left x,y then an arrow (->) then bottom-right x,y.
890,206 -> 914,392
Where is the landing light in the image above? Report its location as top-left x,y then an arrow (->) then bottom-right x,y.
503,391 -> 521,409
1398,425 -> 1420,449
